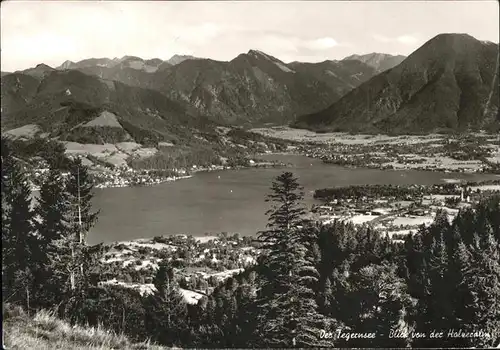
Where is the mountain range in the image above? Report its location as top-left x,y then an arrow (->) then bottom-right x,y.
145,50 -> 383,125
294,34 -> 500,134
1,50 -> 403,142
15,51 -> 391,126
2,33 -> 498,141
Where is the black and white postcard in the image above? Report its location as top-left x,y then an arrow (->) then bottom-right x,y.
2,1 -> 499,348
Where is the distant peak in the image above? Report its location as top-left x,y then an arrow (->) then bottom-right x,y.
35,63 -> 53,69
434,32 -> 476,39
145,58 -> 163,64
436,33 -> 499,46
343,52 -> 401,60
429,33 -> 479,44
57,60 -> 76,70
167,54 -> 198,65
121,55 -> 143,61
248,49 -> 269,56
247,50 -> 280,62
417,33 -> 489,54
169,54 -> 198,60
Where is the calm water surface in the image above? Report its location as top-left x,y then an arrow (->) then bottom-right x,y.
88,154 -> 499,244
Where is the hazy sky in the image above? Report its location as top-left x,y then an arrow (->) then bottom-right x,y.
1,1 -> 499,72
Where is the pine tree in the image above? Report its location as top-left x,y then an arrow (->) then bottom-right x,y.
413,226 -> 458,347
344,263 -> 413,347
447,239 -> 477,347
254,172 -> 337,347
65,157 -> 99,245
35,167 -> 70,246
41,139 -> 69,170
258,171 -> 306,248
257,172 -> 307,286
224,295 -> 239,347
411,196 -> 500,348
464,230 -> 500,348
1,137 -> 36,308
231,270 -> 260,348
34,166 -> 73,306
446,225 -> 474,347
64,157 -> 100,292
319,276 -> 333,313
145,263 -> 188,346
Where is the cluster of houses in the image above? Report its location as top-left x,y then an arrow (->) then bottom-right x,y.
295,139 -> 496,173
91,168 -> 192,189
98,234 -> 260,304
310,186 -> 487,240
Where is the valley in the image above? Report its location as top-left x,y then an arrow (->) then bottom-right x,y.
253,127 -> 500,173
86,166 -> 499,306
3,36 -> 499,307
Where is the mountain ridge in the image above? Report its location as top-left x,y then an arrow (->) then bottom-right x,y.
146,50 -> 380,125
26,50 -> 383,125
1,68 -> 216,146
293,33 -> 500,134
342,53 -> 406,73
5,35 -> 491,134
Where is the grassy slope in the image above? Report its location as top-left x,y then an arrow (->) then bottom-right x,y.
3,305 -> 167,350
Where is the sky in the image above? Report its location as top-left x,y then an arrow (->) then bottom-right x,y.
1,1 -> 499,72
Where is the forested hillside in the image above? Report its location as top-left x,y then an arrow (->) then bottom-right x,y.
293,34 -> 500,134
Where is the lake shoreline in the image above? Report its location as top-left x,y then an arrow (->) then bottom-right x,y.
86,154 -> 499,245
252,127 -> 500,174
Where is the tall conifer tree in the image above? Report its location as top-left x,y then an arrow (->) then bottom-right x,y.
34,166 -> 73,306
255,172 -> 337,347
145,263 -> 188,346
1,137 -> 36,308
65,157 -> 100,291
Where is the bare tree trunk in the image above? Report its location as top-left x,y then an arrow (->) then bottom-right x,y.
78,167 -> 83,244
70,273 -> 75,290
26,286 -> 30,316
167,276 -> 171,326
77,167 -> 84,282
70,243 -> 75,290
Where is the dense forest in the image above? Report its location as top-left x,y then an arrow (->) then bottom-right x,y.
2,135 -> 499,348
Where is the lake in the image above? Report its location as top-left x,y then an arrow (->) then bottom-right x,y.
87,154 -> 499,244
